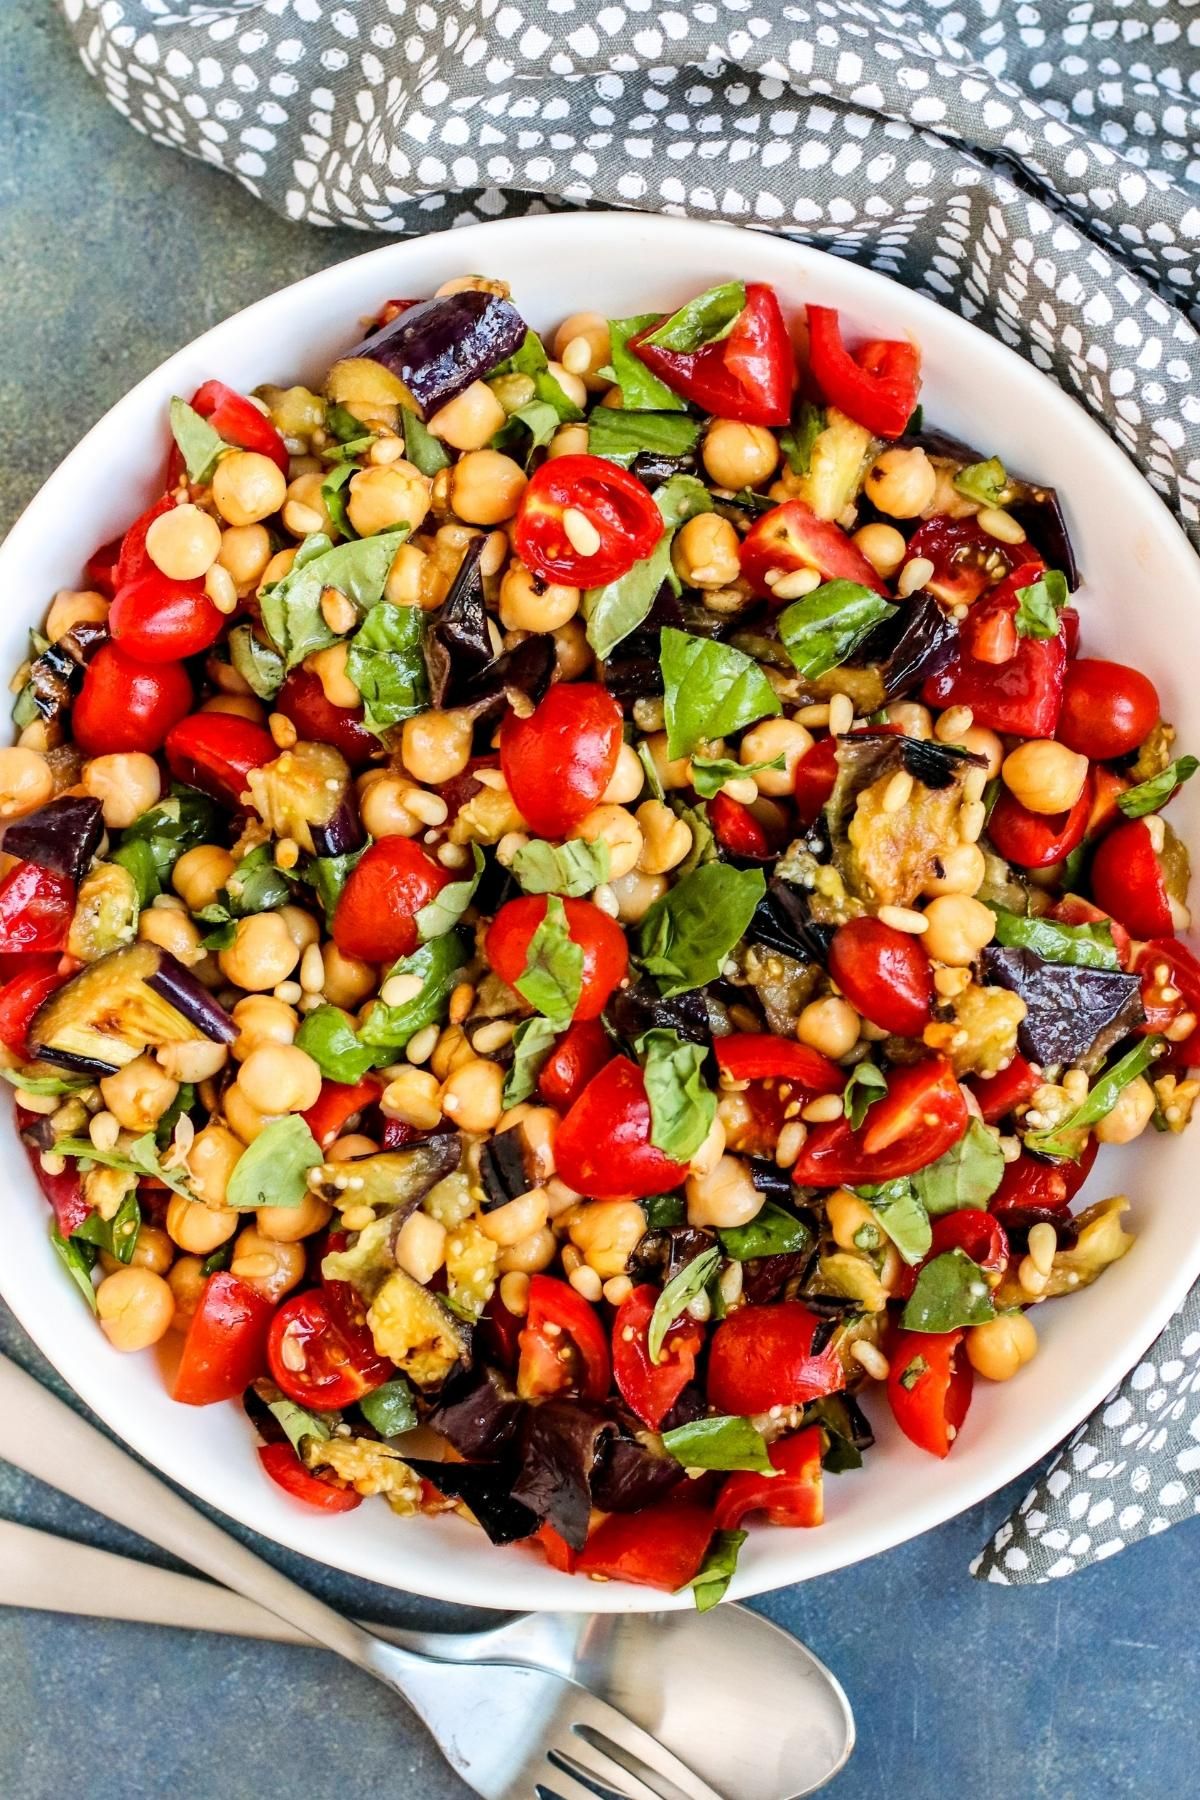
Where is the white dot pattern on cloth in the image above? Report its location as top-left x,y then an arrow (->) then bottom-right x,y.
60,0 -> 1200,1578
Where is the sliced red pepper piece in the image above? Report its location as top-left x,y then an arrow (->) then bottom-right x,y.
988,1154 -> 1070,1220
517,1274 -> 611,1404
0,960 -> 70,1056
534,1521 -> 579,1574
740,498 -> 888,599
987,775 -> 1092,872
714,1427 -> 824,1531
887,1329 -> 973,1458
632,283 -> 795,426
922,560 -> 1066,738
965,1055 -> 1040,1125
21,1121 -> 92,1236
806,306 -> 921,439
575,1493 -> 717,1592
708,790 -> 772,859
714,1034 -> 842,1158
302,1076 -> 381,1150
173,1272 -> 274,1406
258,1442 -> 362,1512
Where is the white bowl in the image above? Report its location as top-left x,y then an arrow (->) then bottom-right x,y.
3,212 -> 1198,1613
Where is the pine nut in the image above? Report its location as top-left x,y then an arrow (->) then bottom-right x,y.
320,587 -> 358,634
775,1119 -> 808,1168
562,507 -> 601,557
500,1271 -> 531,1316
935,705 -> 974,743
877,904 -> 929,934
962,766 -> 988,803
381,972 -> 424,1007
369,436 -> 406,466
405,1024 -> 439,1065
718,776 -> 759,806
273,980 -> 303,1004
560,334 -> 593,376
268,712 -> 298,749
568,1264 -> 603,1302
881,770 -> 914,814
771,567 -> 823,600
959,799 -> 986,843
763,568 -> 782,589
851,1340 -> 890,1381
1018,1255 -> 1049,1298
1027,1221 -> 1057,1277
976,506 -> 1026,545
472,1019 -> 516,1054
795,704 -> 831,727
437,842 -> 471,870
828,693 -> 854,737
204,563 -> 239,614
299,944 -> 325,993
592,883 -> 620,918
603,1275 -> 634,1306
718,1261 -> 744,1307
89,1110 -> 121,1152
284,501 -> 325,538
897,556 -> 935,598
405,788 -> 449,826
801,1093 -> 844,1124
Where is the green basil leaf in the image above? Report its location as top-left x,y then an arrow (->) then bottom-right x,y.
197,844 -> 294,923
169,397 -> 228,484
689,753 -> 784,799
842,1062 -> 886,1130
779,402 -> 823,476
515,894 -> 583,1030
901,1247 -> 996,1333
685,1528 -> 746,1612
806,1395 -> 866,1474
1014,569 -> 1069,640
320,459 -> 360,541
346,599 -> 427,733
226,1114 -> 323,1211
638,862 -> 766,997
1116,756 -> 1199,820
266,1397 -> 334,1454
653,473 -> 714,529
587,407 -> 700,469
200,1243 -> 233,1276
660,627 -> 781,760
326,402 -> 371,445
644,281 -> 746,354
637,1028 -> 716,1162
584,530 -> 674,660
492,399 -> 563,466
50,1221 -> 98,1312
360,932 -> 469,1050
647,1246 -> 722,1363
73,1190 -> 142,1265
260,530 -> 409,671
117,788 -> 220,888
399,405 -> 451,476
295,1004 -> 381,1084
637,739 -> 666,801
642,1193 -> 687,1229
228,623 -> 285,701
912,1117 -> 1004,1215
155,1083 -> 196,1152
1024,1037 -> 1164,1161
303,848 -> 363,928
1,1068 -> 88,1098
358,1378 -> 418,1437
953,457 -> 1008,507
511,836 -> 610,898
671,797 -> 717,875
53,1132 -> 193,1200
417,842 -> 484,940
502,1015 -> 558,1108
607,315 -> 686,411
717,1202 -> 812,1261
662,1413 -> 773,1473
494,330 -> 584,421
987,905 -> 1118,969
778,581 -> 895,682
857,1178 -> 930,1266
109,839 -> 161,909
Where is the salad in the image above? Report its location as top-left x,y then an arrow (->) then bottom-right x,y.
3,271 -> 1197,1606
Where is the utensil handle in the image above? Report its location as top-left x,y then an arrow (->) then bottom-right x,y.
0,1357 -> 417,1688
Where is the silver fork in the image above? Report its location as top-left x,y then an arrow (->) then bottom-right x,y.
0,1356 -> 720,1800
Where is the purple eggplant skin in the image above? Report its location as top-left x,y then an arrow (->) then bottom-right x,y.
427,1365 -> 524,1459
309,794 -> 365,858
459,634 -> 555,730
347,291 -> 527,419
510,1403 -> 616,1551
874,591 -> 959,702
423,536 -> 491,709
32,1043 -> 122,1079
146,953 -> 238,1044
3,796 -> 103,885
591,1430 -> 686,1513
981,944 -> 1144,1069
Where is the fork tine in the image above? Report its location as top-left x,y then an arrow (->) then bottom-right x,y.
532,1750 -> 629,1800
545,1743 -> 651,1800
568,1706 -> 725,1800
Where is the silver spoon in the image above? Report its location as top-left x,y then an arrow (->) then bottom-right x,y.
0,1355 -> 854,1797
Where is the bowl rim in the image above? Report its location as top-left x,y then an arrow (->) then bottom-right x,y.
3,209 -> 1199,1612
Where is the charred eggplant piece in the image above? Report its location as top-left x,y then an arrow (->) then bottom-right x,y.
603,980 -> 713,1049
341,291 -> 527,419
739,1249 -> 817,1307
628,1225 -> 716,1287
459,634 -> 555,731
629,450 -> 698,488
477,1130 -> 536,1212
14,620 -> 107,728
427,1364 -> 524,1460
246,741 -> 354,857
423,536 -> 490,709
591,1428 -> 686,1512
871,592 -> 959,701
310,1135 -> 461,1213
981,945 -> 1145,1069
511,1403 -> 617,1550
748,876 -> 835,966
3,796 -> 103,884
66,862 -> 139,963
309,794 -> 365,858
30,943 -> 236,1076
403,1457 -> 538,1545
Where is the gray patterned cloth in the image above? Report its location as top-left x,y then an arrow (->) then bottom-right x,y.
61,0 -> 1200,1581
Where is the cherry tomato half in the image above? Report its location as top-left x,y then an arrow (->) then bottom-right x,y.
164,711 -> 277,810
554,1057 -> 690,1199
707,1301 -> 845,1416
191,379 -> 290,473
0,863 -> 74,955
73,643 -> 193,755
612,1285 -> 704,1431
517,1274 -> 611,1403
713,1034 -> 843,1159
277,668 -> 379,769
791,1058 -> 968,1186
1137,939 -> 1200,1062
1058,658 -> 1159,761
708,790 -> 773,859
631,283 -> 795,426
987,774 -> 1093,872
1091,817 -> 1187,941
499,680 -> 623,837
257,1442 -> 362,1512
267,1289 -> 392,1410
740,498 -> 888,599
173,1272 -> 274,1406
792,726 -> 899,826
514,455 -> 663,587
332,837 -> 450,965
923,561 -> 1066,739
965,1054 -> 1040,1125
21,1123 -> 91,1236
109,572 -> 224,663
988,1153 -> 1070,1221
537,1017 -> 612,1112
114,495 -> 176,591
887,1329 -> 973,1459
574,1493 -> 717,1592
929,1210 -> 1009,1273
806,307 -> 921,439
828,916 -> 933,1037
905,516 -> 1025,610
485,896 -> 628,1023
714,1427 -> 824,1531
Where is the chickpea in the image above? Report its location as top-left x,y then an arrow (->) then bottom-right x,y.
572,803 -> 643,880
322,945 -> 376,1009
883,701 -> 933,741
440,1058 -> 505,1133
797,996 -> 861,1059
851,522 -> 908,579
156,1040 -> 230,1083
966,1310 -> 1038,1382
1093,1075 -> 1157,1145
256,1190 -> 333,1243
548,423 -> 589,459
1002,740 -> 1089,815
553,311 -> 612,389
224,1083 -> 279,1145
635,799 -> 692,875
96,1266 -> 175,1352
402,708 -> 474,785
145,503 -> 222,581
922,894 -> 997,967
566,1199 -> 646,1277
686,1155 -> 765,1229
546,361 -> 588,410
923,842 -> 987,898
864,447 -> 938,519
278,904 -> 320,955
212,451 -> 287,527
426,380 -> 507,451
394,1211 -> 448,1284
451,450 -> 527,525
100,1055 -> 180,1132
642,731 -> 692,791
698,418 -> 779,490
497,1225 -> 558,1274
430,1023 -> 475,1080
229,1226 -> 306,1302
231,993 -> 299,1061
218,523 -> 273,592
46,588 -> 109,642
959,725 -> 1004,778
739,718 -> 814,796
219,913 -> 300,991
824,1187 -> 883,1253
608,868 -> 667,924
381,1066 -> 444,1130
0,747 -> 53,820
601,743 -> 645,806
237,1043 -> 323,1115
282,470 -> 335,539
345,460 -> 431,537
138,902 -> 203,966
385,542 -> 443,611
357,774 -> 419,839
258,546 -> 297,593
166,1192 -> 239,1255
166,1255 -> 206,1328
83,752 -> 162,829
672,513 -> 741,589
173,844 -> 236,911
308,641 -> 361,710
184,1124 -> 245,1208
478,1186 -> 551,1248
498,563 -> 581,633
553,617 -> 593,681
104,1223 -> 174,1278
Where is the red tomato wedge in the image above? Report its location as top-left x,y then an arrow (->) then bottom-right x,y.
191,379 -> 290,473
965,1055 -> 1040,1125
713,1034 -> 843,1159
554,1057 -> 690,1199
706,1302 -> 845,1416
517,1274 -> 611,1403
173,1272 -> 274,1406
611,1285 -> 704,1431
500,681 -> 623,838
740,498 -> 888,599
21,1123 -> 92,1237
714,1427 -> 824,1531
1136,939 -> 1200,1061
987,776 -> 1092,872
537,1017 -> 612,1112
332,837 -> 450,965
258,1442 -> 362,1512
485,896 -> 628,1023
513,455 -> 663,587
575,1493 -> 717,1592
0,962 -> 69,1055
165,712 -> 277,809
277,668 -> 378,769
806,306 -> 921,439
631,283 -> 795,426
73,643 -> 193,755
791,1058 -> 968,1186
887,1329 -> 973,1458
922,561 -> 1066,739
905,516 -> 1025,610
1091,818 -> 1179,940
267,1289 -> 392,1410
0,863 -> 74,955
828,916 -> 933,1037
114,496 -> 176,591
109,572 -> 223,663
708,791 -> 777,860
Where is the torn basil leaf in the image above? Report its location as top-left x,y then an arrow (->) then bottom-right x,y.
1024,1037 -> 1163,1161
660,627 -> 781,760
857,1178 -> 931,1265
662,1413 -> 773,1474
2,1068 -> 87,1098
511,836 -> 610,898
587,407 -> 700,468
912,1118 -> 1004,1215
360,932 -> 469,1051
345,600 -> 427,733
53,1132 -> 193,1201
953,457 -> 1008,507
639,862 -> 766,997
644,281 -> 746,354
607,314 -> 686,411
779,402 -> 823,476
320,459 -> 359,541
717,1202 -> 812,1261
1014,569 -> 1069,640
502,1015 -> 558,1108
416,843 -> 483,940
584,532 -> 674,661
637,1028 -> 716,1162
228,623 -> 285,701
842,1062 -> 886,1130
225,1114 -> 323,1211
515,894 -> 583,1030
260,529 -> 409,671
169,397 -> 227,484
988,906 -> 1119,971
266,1396 -> 333,1454
50,1222 -> 98,1312
689,753 -> 784,799
399,405 -> 451,477
902,1247 -> 996,1333
648,1246 -> 721,1363
295,1003 -> 380,1084
686,1528 -> 747,1612
1116,756 -> 1199,820
303,848 -> 363,928
74,1191 -> 141,1265
778,581 -> 895,682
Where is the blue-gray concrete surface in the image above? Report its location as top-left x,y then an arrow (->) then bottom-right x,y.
1,13 -> 1195,1798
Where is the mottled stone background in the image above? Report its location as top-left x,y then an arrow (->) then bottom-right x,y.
0,12 -> 1196,1798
